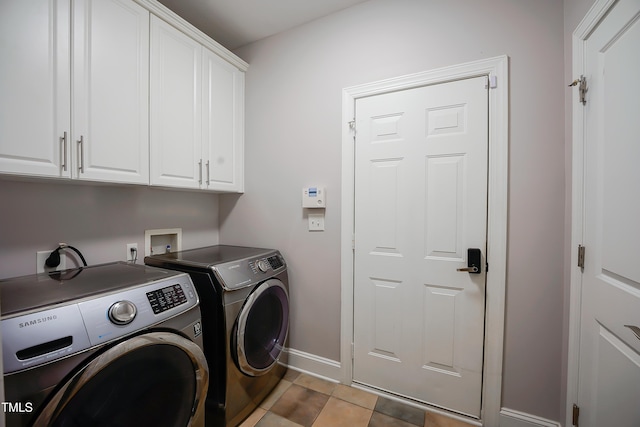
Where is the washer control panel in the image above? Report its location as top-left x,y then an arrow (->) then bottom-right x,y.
80,274 -> 197,347
146,284 -> 188,314
2,272 -> 198,374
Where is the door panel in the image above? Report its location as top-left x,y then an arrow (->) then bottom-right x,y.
234,279 -> 289,376
202,48 -> 244,191
73,0 -> 149,183
150,16 -> 202,188
31,332 -> 208,427
578,0 -> 640,425
426,155 -> 464,259
353,76 -> 488,417
0,0 -> 70,178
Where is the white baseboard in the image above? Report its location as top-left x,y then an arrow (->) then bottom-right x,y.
284,348 -> 342,382
500,408 -> 562,427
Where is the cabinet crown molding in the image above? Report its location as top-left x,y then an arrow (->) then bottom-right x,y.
133,0 -> 249,71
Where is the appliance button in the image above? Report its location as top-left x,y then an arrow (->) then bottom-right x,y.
108,300 -> 137,325
256,260 -> 269,272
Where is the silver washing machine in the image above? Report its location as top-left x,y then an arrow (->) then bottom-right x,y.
145,245 -> 289,427
1,262 -> 209,427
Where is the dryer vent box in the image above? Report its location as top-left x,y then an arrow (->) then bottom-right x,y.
145,228 -> 182,257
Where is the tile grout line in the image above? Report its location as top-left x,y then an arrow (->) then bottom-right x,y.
243,370 -> 474,427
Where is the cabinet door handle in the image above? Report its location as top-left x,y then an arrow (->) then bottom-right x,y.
77,136 -> 84,173
198,159 -> 203,185
206,160 -> 210,185
60,131 -> 68,172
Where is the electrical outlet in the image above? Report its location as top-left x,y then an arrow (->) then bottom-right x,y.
126,243 -> 138,263
308,213 -> 325,231
36,251 -> 66,274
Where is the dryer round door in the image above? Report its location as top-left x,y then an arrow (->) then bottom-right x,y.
235,279 -> 289,376
32,331 -> 208,427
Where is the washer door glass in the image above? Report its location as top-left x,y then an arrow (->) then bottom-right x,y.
33,332 -> 208,427
235,279 -> 289,376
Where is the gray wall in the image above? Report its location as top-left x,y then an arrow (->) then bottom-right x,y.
0,179 -> 220,279
220,0 -> 566,422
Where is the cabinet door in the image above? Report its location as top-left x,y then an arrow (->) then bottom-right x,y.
202,48 -> 244,192
0,0 -> 71,178
150,16 -> 202,189
73,0 -> 149,184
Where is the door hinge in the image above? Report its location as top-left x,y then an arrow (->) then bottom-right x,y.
577,245 -> 586,269
572,403 -> 580,427
569,76 -> 587,105
348,119 -> 356,132
351,342 -> 355,360
352,234 -> 355,251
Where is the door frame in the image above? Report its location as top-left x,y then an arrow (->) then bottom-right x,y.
565,1 -> 618,426
340,55 -> 508,425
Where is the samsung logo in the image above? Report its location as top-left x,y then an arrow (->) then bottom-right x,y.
19,315 -> 58,328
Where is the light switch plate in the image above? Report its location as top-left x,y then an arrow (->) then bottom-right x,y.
308,213 -> 325,231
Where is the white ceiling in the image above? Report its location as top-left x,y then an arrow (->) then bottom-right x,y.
157,0 -> 369,50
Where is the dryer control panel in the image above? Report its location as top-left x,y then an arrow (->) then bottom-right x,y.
250,255 -> 284,274
214,251 -> 286,290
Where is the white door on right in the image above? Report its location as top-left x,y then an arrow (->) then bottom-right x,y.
578,0 -> 640,425
353,76 -> 488,418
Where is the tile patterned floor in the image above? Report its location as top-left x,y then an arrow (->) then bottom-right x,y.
239,370 -> 476,427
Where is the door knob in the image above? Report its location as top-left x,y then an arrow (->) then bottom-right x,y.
457,248 -> 482,274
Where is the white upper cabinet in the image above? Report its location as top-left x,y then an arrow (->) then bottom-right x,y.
0,0 -> 150,184
0,0 -> 71,178
150,15 -> 245,192
202,48 -> 244,192
1,0 -> 244,191
150,16 -> 202,189
73,0 -> 150,184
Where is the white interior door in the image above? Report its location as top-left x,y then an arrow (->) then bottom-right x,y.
576,0 -> 640,425
353,76 -> 488,417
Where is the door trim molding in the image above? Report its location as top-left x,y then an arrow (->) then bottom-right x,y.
340,55 -> 509,425
566,1 -> 616,426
